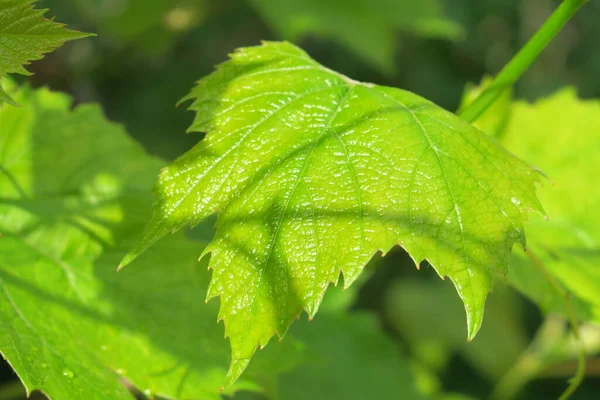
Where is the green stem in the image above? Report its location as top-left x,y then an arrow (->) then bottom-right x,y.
459,0 -> 589,123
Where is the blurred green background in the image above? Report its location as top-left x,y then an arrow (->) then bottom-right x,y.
2,0 -> 599,399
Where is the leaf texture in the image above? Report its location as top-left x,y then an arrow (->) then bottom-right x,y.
122,41 -> 544,384
0,0 -> 91,105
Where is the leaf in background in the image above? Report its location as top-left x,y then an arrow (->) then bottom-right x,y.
0,82 -> 268,399
0,0 -> 92,105
121,42 -> 543,384
247,285 -> 422,399
247,0 -> 463,74
385,278 -> 528,382
272,313 -> 423,400
49,0 -> 206,54
496,89 -> 600,322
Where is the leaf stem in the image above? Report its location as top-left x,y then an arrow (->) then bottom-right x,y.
459,0 -> 589,123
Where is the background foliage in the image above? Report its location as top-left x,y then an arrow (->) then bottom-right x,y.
0,0 -> 599,399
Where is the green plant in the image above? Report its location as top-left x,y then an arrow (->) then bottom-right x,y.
0,0 -> 598,399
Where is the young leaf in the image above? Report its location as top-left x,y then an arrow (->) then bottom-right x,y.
122,41 -> 543,384
248,0 -> 462,73
0,0 -> 92,105
496,89 -> 600,322
0,83 -> 266,399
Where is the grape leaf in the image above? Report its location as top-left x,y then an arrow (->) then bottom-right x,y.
0,0 -> 92,105
0,82 -> 267,399
247,0 -> 463,73
494,89 -> 600,322
0,81 -> 410,400
121,41 -> 544,385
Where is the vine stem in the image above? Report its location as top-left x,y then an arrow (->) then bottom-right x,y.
459,0 -> 589,123
461,0 -> 589,397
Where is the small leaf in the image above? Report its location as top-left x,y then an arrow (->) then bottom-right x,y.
247,0 -> 462,73
0,0 -> 92,105
122,42 -> 543,384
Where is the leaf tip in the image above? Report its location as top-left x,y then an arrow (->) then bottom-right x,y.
223,358 -> 250,389
117,253 -> 136,271
466,324 -> 479,342
465,308 -> 483,342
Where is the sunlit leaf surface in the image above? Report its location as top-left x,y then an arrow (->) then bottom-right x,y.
122,41 -> 543,384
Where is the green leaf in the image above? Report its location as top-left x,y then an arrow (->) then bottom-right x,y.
0,0 -> 92,105
0,82 -> 266,399
494,89 -> 600,322
247,0 -> 463,73
122,41 -> 543,385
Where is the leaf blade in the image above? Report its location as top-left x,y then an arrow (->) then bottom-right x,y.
123,41 -> 543,385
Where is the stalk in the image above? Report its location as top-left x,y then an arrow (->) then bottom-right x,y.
459,0 -> 589,123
